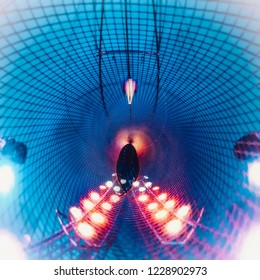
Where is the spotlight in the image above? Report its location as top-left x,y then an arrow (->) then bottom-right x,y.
124,79 -> 136,104
82,199 -> 94,211
110,194 -> 120,203
90,192 -> 100,202
147,202 -> 158,211
176,205 -> 190,219
155,209 -> 168,221
165,200 -> 175,209
0,230 -> 26,259
0,165 -> 15,194
99,185 -> 107,190
90,212 -> 106,225
76,222 -> 95,240
133,181 -> 140,187
237,224 -> 260,259
106,181 -> 113,188
165,219 -> 183,237
139,186 -> 146,192
248,160 -> 260,188
158,193 -> 167,201
0,137 -> 27,164
113,186 -> 121,192
69,207 -> 83,221
138,194 -> 148,202
101,202 -> 112,211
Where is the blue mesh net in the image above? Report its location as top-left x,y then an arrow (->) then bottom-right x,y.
0,0 -> 260,259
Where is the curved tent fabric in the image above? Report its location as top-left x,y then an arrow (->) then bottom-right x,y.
0,0 -> 260,259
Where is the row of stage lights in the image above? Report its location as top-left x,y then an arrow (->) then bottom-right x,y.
67,178 -> 200,247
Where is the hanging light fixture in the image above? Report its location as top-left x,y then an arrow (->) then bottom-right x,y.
124,79 -> 136,104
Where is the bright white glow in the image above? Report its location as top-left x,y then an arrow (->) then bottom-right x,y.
0,138 -> 6,149
69,207 -> 83,220
0,230 -> 26,259
120,179 -> 127,184
158,193 -> 167,201
148,202 -> 158,211
82,199 -> 94,211
23,234 -> 31,246
99,185 -> 107,190
110,194 -> 120,203
237,224 -> 260,259
139,187 -> 146,192
177,205 -> 190,219
133,181 -> 140,187
77,222 -> 95,239
90,192 -> 100,201
102,202 -> 112,211
145,182 -> 152,187
248,161 -> 260,188
0,165 -> 15,194
165,200 -> 175,209
106,181 -> 113,188
138,194 -> 148,202
90,212 -> 106,225
152,186 -> 160,191
125,79 -> 136,104
155,209 -> 168,221
165,219 -> 183,236
113,186 -> 121,192
143,176 -> 149,179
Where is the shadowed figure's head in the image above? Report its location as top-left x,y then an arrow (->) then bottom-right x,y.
116,143 -> 140,192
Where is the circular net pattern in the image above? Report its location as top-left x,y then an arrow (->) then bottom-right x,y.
0,0 -> 260,259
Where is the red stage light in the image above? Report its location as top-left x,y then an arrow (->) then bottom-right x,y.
90,212 -> 106,225
102,202 -> 112,211
76,222 -> 95,240
138,194 -> 148,202
69,207 -> 83,221
165,219 -> 183,236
